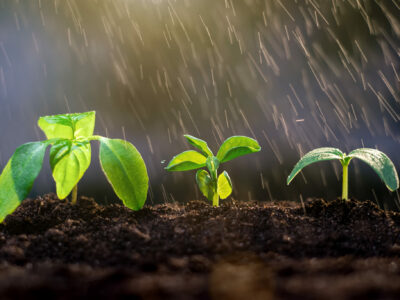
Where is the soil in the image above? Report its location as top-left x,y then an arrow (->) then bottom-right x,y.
0,194 -> 400,299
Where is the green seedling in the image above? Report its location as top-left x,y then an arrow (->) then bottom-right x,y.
165,135 -> 261,206
0,111 -> 149,222
287,147 -> 399,200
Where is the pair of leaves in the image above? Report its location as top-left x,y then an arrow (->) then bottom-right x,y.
0,139 -> 94,222
166,135 -> 261,171
38,111 -> 96,140
40,112 -> 149,209
196,170 -> 232,201
40,112 -> 96,200
287,147 -> 399,191
0,111 -> 149,222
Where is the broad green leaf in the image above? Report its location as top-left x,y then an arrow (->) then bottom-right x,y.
217,136 -> 261,163
165,150 -> 207,171
38,111 -> 95,140
99,138 -> 149,210
0,142 -> 48,222
196,169 -> 213,199
217,171 -> 232,199
348,148 -> 399,191
38,115 -> 74,139
184,135 -> 213,157
50,140 -> 91,199
287,147 -> 344,185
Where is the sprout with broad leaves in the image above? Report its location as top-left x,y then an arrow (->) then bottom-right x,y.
287,147 -> 399,200
165,135 -> 261,206
0,111 -> 149,222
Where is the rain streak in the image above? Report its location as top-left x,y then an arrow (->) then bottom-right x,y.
0,0 -> 399,207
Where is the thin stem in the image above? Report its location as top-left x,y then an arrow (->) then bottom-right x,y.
71,184 -> 78,205
342,163 -> 349,200
212,180 -> 219,207
87,135 -> 102,141
206,156 -> 220,207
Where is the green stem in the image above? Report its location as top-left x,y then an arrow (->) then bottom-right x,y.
71,184 -> 78,205
205,157 -> 220,207
342,163 -> 349,201
88,135 -> 103,141
212,180 -> 219,207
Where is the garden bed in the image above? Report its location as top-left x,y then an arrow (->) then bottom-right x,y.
0,194 -> 399,299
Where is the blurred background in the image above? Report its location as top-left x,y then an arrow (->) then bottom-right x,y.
0,0 -> 399,208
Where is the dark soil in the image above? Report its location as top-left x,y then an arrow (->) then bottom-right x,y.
0,194 -> 400,299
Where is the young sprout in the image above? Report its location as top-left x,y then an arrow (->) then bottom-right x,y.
165,135 -> 261,206
287,147 -> 399,200
0,111 -> 149,222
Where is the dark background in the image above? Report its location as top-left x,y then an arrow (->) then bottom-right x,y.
0,0 -> 399,208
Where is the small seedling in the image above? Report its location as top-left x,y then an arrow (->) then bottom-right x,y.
165,135 -> 261,206
0,111 -> 149,222
287,147 -> 399,200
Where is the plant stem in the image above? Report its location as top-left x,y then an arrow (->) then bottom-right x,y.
212,187 -> 219,207
71,184 -> 78,205
211,170 -> 219,207
342,163 -> 349,200
206,181 -> 219,207
206,156 -> 220,207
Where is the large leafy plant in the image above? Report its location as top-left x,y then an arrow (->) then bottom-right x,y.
166,135 -> 261,206
287,147 -> 399,200
0,111 -> 149,222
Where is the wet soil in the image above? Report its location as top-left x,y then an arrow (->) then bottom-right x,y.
0,194 -> 400,299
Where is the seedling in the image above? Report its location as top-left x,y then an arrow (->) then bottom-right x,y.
165,135 -> 261,206
287,147 -> 399,200
0,111 -> 149,222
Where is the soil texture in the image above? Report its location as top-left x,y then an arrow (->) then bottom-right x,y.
0,194 -> 399,299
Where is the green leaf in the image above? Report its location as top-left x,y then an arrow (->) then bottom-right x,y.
217,136 -> 261,163
217,171 -> 232,199
184,135 -> 213,157
196,169 -> 213,200
287,147 -> 344,185
165,150 -> 207,171
50,140 -> 91,199
72,111 -> 96,138
38,111 -> 95,140
38,115 -> 74,139
0,142 -> 48,222
99,137 -> 149,210
348,148 -> 399,191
